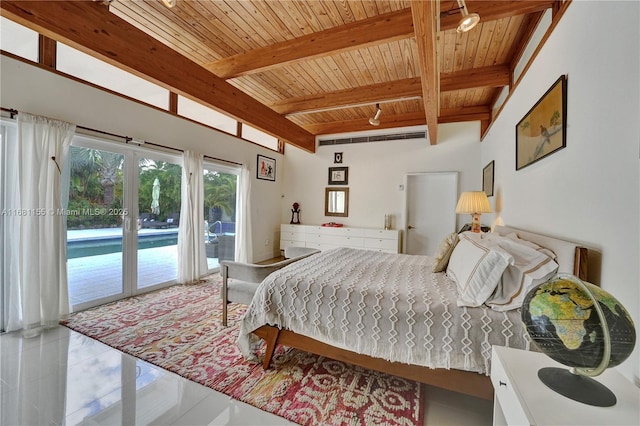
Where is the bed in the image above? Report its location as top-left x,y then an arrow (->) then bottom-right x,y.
237,225 -> 588,400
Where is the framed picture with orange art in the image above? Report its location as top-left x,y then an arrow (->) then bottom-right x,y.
516,75 -> 567,170
257,155 -> 276,181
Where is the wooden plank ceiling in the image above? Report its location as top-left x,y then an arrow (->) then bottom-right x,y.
1,0 -> 557,152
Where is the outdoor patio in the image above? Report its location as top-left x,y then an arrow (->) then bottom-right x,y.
67,228 -> 220,306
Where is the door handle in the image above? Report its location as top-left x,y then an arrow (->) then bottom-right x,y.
407,225 -> 415,229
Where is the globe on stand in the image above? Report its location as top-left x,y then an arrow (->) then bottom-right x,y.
521,274 -> 636,407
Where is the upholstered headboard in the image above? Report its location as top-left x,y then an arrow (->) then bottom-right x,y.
493,225 -> 588,280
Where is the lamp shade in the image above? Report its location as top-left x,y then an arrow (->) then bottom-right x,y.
455,191 -> 492,214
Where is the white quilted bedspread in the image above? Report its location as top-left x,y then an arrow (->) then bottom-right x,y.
237,247 -> 532,374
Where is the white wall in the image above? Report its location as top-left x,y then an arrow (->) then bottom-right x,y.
481,1 -> 640,381
281,122 -> 482,232
0,55 -> 283,262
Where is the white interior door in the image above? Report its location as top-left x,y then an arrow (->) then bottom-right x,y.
404,172 -> 458,255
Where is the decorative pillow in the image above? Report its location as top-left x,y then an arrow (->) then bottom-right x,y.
432,232 -> 459,272
446,235 -> 513,307
503,232 -> 557,260
485,237 -> 559,311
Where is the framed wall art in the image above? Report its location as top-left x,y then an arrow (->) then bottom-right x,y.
483,160 -> 494,197
257,154 -> 276,181
328,167 -> 348,185
516,75 -> 567,170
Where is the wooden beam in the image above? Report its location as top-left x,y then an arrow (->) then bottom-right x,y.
438,106 -> 491,123
0,0 -> 316,152
273,78 -> 422,115
168,92 -> 178,114
509,11 -> 545,76
411,0 -> 439,145
440,65 -> 510,92
305,112 -> 427,135
305,106 -> 490,135
38,34 -> 56,68
205,9 -> 415,79
440,0 -> 554,31
274,66 -> 507,116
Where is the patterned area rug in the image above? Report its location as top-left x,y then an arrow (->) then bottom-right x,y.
61,275 -> 424,426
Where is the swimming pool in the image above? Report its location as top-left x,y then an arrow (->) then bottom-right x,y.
67,232 -> 178,259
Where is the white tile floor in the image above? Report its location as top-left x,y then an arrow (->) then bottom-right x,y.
0,326 -> 493,426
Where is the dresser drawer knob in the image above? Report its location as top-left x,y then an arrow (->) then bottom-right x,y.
499,381 -> 507,387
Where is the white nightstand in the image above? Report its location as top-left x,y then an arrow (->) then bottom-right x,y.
491,346 -> 639,425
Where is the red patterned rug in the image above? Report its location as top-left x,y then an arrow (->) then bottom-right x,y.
61,275 -> 424,425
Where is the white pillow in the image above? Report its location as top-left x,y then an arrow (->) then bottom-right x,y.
485,237 -> 559,311
503,232 -> 557,260
446,235 -> 512,307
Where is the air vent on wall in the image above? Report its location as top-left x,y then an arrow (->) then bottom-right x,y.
319,131 -> 426,146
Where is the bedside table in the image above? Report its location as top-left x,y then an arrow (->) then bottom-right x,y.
491,346 -> 639,425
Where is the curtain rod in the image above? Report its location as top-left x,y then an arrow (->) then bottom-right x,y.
0,106 -> 243,167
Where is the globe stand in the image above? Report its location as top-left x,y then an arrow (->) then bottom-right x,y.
538,367 -> 616,407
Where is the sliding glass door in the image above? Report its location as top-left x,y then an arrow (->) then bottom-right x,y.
67,137 -> 182,310
67,144 -> 126,308
137,155 -> 181,289
203,163 -> 239,271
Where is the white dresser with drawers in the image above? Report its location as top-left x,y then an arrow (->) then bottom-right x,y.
280,224 -> 401,254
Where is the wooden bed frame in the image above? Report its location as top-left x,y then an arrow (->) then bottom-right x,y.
250,228 -> 589,401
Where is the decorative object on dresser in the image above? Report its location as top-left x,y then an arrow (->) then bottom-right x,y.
290,202 -> 300,224
280,224 -> 401,254
249,225 -> 588,401
483,160 -> 495,197
516,75 -> 567,170
328,166 -> 348,185
455,191 -> 492,232
256,154 -> 275,181
521,274 -> 636,407
491,346 -> 639,426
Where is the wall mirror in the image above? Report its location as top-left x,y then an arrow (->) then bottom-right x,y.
325,187 -> 349,217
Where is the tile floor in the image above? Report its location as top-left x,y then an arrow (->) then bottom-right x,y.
0,326 -> 493,426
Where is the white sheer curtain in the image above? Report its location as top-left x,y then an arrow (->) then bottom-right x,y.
5,112 -> 75,335
177,150 -> 207,283
234,164 -> 252,263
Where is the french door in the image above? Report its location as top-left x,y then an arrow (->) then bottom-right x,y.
67,137 -> 182,311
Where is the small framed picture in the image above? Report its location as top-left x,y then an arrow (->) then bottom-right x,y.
334,152 -> 343,163
483,160 -> 495,197
257,154 -> 276,181
328,167 -> 348,185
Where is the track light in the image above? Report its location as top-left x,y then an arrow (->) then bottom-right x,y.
456,0 -> 480,33
161,0 -> 177,8
369,104 -> 382,126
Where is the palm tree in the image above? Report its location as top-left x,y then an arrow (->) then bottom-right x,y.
70,147 -> 124,206
204,172 -> 237,222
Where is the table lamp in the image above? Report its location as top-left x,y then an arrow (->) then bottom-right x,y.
455,191 -> 491,232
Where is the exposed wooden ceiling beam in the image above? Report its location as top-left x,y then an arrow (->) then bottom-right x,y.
208,1 -> 554,80
306,111 -> 427,136
440,65 -> 510,92
272,78 -> 423,115
306,106 -> 490,135
438,106 -> 492,123
440,0 -> 554,31
273,64 -> 509,116
0,0 -> 316,152
204,9 -> 415,79
411,0 -> 439,145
